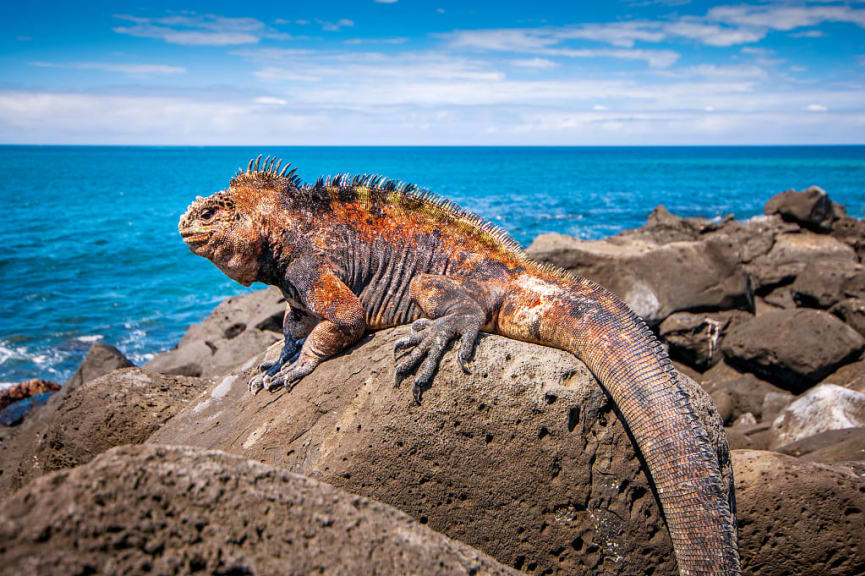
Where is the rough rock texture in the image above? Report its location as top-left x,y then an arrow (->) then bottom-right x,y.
526,233 -> 752,325
658,310 -> 752,370
745,232 -> 857,292
710,215 -> 799,264
824,356 -> 865,393
0,367 -> 204,498
831,298 -> 865,338
721,309 -> 865,391
64,342 -> 134,390
150,327 -> 733,576
0,444 -> 517,576
0,379 -> 60,412
832,216 -> 865,261
775,428 -> 865,464
764,186 -> 835,232
792,260 -> 865,309
703,375 -> 790,426
769,384 -> 865,448
145,288 -> 283,377
733,450 -> 865,576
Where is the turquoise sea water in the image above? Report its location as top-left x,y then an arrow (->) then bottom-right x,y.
1,145 -> 864,385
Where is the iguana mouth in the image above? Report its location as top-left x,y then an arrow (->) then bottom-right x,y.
180,229 -> 212,246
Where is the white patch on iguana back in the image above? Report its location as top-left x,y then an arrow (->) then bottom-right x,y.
512,275 -> 563,330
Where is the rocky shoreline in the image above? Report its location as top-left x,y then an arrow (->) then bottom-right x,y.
1,186 -> 864,575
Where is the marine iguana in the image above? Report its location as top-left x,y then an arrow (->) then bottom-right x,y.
179,155 -> 740,576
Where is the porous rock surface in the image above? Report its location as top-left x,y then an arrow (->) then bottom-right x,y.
0,367 -> 203,498
525,233 -> 752,325
151,327 -> 732,576
733,450 -> 865,576
145,287 -> 284,377
721,309 -> 865,391
0,444 -> 518,576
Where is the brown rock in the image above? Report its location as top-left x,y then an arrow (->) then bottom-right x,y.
526,233 -> 752,325
711,214 -> 799,263
721,309 -> 865,392
705,376 -> 790,426
0,379 -> 60,412
0,444 -> 517,576
733,449 -> 865,576
145,288 -> 283,377
659,310 -> 753,370
0,367 -> 204,498
745,232 -> 857,292
769,384 -> 865,448
64,342 -> 134,391
150,327 -> 733,576
775,427 -> 865,464
832,216 -> 865,261
764,186 -> 835,232
831,298 -> 865,338
792,259 -> 865,308
823,356 -> 865,393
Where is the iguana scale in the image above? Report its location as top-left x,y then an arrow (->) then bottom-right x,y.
179,155 -> 740,576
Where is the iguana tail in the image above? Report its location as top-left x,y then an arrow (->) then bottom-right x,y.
496,271 -> 740,576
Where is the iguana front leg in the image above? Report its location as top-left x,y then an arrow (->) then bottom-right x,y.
249,304 -> 319,393
252,273 -> 366,394
394,274 -> 490,402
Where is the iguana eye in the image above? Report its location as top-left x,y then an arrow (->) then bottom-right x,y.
201,208 -> 216,220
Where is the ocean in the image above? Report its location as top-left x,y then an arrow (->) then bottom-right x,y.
2,145 -> 864,386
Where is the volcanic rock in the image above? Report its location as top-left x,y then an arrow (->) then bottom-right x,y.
721,309 -> 865,392
764,186 -> 835,232
0,444 -> 517,576
769,384 -> 865,448
150,327 -> 733,576
526,233 -> 752,325
145,287 -> 284,377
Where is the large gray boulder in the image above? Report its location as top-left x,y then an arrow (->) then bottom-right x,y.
721,309 -> 865,392
831,298 -> 865,338
0,367 -> 204,498
769,384 -> 865,448
764,186 -> 835,232
745,232 -> 857,292
792,259 -> 865,309
0,444 -> 517,576
145,288 -> 284,377
733,450 -> 865,576
151,327 -> 732,576
526,233 -> 752,325
64,342 -> 134,390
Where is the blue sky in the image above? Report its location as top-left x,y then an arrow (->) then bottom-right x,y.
1,1 -> 864,145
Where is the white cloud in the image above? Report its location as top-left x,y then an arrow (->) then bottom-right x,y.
593,104 -> 608,111
31,61 -> 186,75
708,4 -> 865,31
253,96 -> 286,105
113,13 -> 275,45
344,37 -> 407,45
806,104 -> 828,112
510,58 -> 558,69
790,30 -> 824,38
318,18 -> 354,31
375,0 -> 399,3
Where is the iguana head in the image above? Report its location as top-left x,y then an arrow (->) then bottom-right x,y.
179,187 -> 264,286
179,156 -> 302,286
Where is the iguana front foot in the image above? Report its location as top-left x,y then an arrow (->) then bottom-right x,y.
248,336 -> 304,394
393,313 -> 481,403
250,355 -> 319,394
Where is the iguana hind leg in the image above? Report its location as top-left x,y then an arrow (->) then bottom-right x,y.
394,275 -> 487,402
